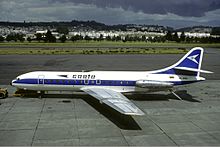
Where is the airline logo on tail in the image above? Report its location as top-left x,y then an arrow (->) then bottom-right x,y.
176,48 -> 202,69
154,47 -> 209,75
187,54 -> 199,64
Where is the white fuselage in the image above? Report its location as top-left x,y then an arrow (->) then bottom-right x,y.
11,70 -> 202,93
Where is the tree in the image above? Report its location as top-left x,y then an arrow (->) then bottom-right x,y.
19,37 -> 25,42
180,32 -> 186,42
0,36 -> 4,42
84,35 -> 91,41
6,34 -> 14,42
70,36 -> 77,42
160,36 -> 166,43
70,35 -> 81,42
115,36 -> 121,41
147,36 -> 153,42
154,36 -> 164,42
56,26 -> 69,35
70,35 -> 83,42
27,37 -> 32,43
59,35 -> 67,43
112,35 -> 117,41
173,32 -> 180,42
98,34 -> 103,41
17,34 -> 25,42
76,35 -> 83,40
45,30 -> 56,43
185,36 -> 191,43
132,36 -> 138,42
106,35 -> 111,41
165,31 -> 172,41
35,33 -> 42,42
124,35 -> 130,42
141,35 -> 146,42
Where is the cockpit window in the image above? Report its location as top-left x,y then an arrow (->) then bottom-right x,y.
17,78 -> 20,80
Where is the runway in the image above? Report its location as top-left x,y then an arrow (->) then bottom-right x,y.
0,48 -> 220,145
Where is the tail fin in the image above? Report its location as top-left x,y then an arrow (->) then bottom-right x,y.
155,47 -> 213,76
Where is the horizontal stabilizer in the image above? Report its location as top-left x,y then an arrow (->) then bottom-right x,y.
174,67 -> 213,74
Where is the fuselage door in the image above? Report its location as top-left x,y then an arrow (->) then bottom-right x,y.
38,75 -> 45,85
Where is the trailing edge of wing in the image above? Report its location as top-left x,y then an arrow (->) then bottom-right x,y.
81,87 -> 145,116
174,67 -> 213,73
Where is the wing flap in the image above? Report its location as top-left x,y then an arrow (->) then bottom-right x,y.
81,87 -> 145,116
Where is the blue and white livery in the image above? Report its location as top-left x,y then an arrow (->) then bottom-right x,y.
11,47 -> 212,116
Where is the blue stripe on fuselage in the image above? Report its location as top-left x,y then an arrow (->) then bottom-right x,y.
14,79 -> 136,86
13,78 -> 199,86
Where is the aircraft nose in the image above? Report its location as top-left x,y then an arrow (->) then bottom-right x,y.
10,80 -> 16,86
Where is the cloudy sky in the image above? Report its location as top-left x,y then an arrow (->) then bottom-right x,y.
0,0 -> 220,28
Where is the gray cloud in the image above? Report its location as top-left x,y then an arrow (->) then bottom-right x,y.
0,0 -> 219,28
50,0 -> 220,17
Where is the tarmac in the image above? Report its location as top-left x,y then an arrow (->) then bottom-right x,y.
0,48 -> 220,146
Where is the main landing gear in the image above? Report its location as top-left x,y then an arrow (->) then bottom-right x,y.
169,90 -> 183,100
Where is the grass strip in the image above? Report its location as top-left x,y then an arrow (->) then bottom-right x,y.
0,48 -> 187,55
0,41 -> 220,48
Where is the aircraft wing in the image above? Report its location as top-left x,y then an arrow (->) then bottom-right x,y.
81,87 -> 145,116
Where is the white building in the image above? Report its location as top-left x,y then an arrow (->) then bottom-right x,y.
177,32 -> 210,38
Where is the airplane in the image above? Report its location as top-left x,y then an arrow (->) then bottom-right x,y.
11,47 -> 212,116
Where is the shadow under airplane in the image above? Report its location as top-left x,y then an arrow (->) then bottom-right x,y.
16,90 -> 200,130
126,90 -> 201,103
82,96 -> 142,130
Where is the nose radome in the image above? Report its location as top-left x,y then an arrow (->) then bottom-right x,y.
10,80 -> 16,86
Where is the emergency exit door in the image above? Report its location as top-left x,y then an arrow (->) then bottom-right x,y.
38,75 -> 45,85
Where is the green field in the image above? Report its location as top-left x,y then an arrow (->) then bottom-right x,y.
1,41 -> 220,47
0,41 -> 219,55
0,48 -> 189,55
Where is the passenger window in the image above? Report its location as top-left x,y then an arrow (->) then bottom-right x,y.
96,80 -> 101,85
169,76 -> 174,79
91,80 -> 95,84
85,80 -> 89,85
